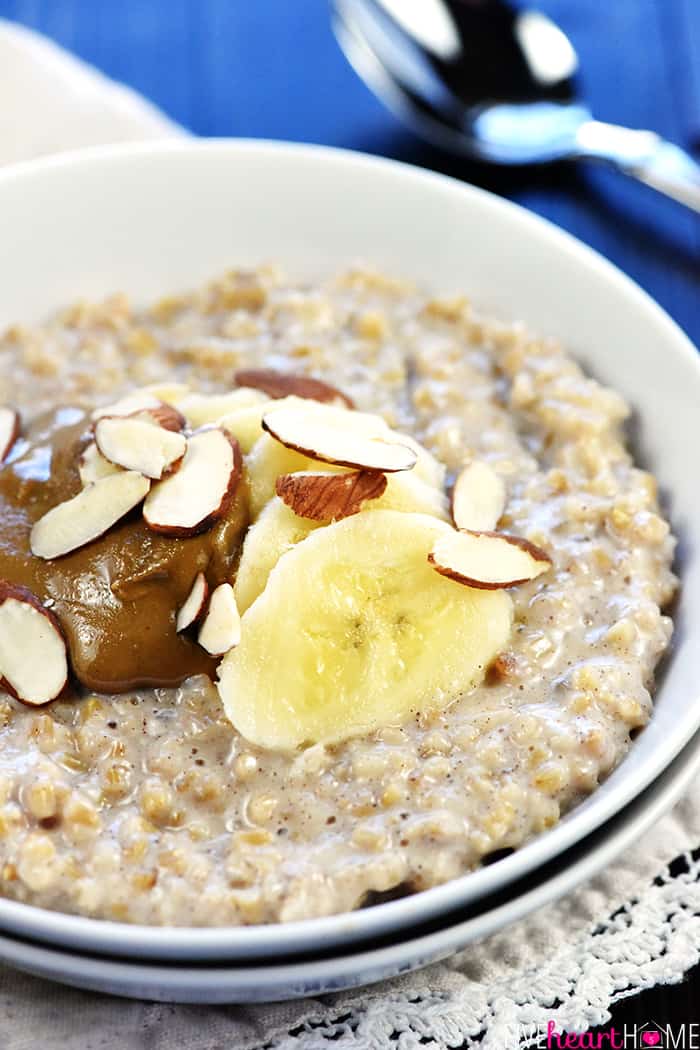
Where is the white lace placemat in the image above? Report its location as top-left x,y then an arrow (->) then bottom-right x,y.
0,20 -> 697,1049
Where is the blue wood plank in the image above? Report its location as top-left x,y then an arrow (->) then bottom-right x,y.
658,0 -> 700,149
529,0 -> 700,340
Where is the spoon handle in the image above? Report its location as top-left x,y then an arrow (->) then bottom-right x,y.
574,120 -> 700,214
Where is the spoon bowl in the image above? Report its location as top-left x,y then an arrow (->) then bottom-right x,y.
333,0 -> 700,209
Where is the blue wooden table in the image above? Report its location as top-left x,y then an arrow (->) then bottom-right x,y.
1,0 -> 699,1036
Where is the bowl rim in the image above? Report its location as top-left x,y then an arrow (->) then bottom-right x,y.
5,723 -> 700,1003
0,137 -> 697,960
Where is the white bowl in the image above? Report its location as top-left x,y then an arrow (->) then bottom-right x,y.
4,725 -> 700,1003
0,140 -> 698,963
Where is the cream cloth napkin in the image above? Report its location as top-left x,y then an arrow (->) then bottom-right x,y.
0,20 -> 699,1050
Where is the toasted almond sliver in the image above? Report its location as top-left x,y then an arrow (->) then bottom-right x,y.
276,470 -> 387,521
428,529 -> 552,589
451,461 -> 507,532
95,416 -> 187,480
143,428 -> 242,537
78,441 -> 123,486
0,407 -> 20,464
137,403 -> 186,433
93,393 -> 185,434
235,368 -> 354,408
30,471 -> 151,560
176,572 -> 210,633
198,583 -> 241,656
262,406 -> 417,473
0,582 -> 68,705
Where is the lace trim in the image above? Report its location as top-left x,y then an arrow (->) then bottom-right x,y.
265,848 -> 700,1050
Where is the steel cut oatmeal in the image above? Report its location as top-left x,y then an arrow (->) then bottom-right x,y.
0,265 -> 675,925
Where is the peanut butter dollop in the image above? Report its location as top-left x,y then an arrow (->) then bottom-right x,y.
0,407 -> 248,693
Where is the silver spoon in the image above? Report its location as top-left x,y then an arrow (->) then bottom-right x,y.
332,0 -> 700,214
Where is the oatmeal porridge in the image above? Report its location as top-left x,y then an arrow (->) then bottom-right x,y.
0,266 -> 675,926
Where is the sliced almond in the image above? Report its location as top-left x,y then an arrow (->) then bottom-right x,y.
487,651 -> 518,683
136,403 -> 186,433
262,405 -> 417,473
31,471 -> 151,559
78,441 -> 123,486
451,461 -> 507,532
235,368 -> 354,408
143,428 -> 242,536
176,572 -> 210,633
92,391 -> 185,434
276,470 -> 387,521
0,407 -> 20,463
198,583 -> 241,656
0,582 -> 68,705
95,416 -> 187,480
91,391 -> 162,422
428,530 -> 552,589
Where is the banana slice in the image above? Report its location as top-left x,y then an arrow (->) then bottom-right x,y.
396,434 -> 445,490
234,497 -> 320,613
219,510 -> 512,750
139,382 -> 192,404
178,388 -> 269,429
247,431 -> 447,522
246,432 -> 345,520
218,401 -> 274,454
377,471 -> 449,520
240,428 -> 448,606
236,473 -> 448,615
246,398 -> 387,518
